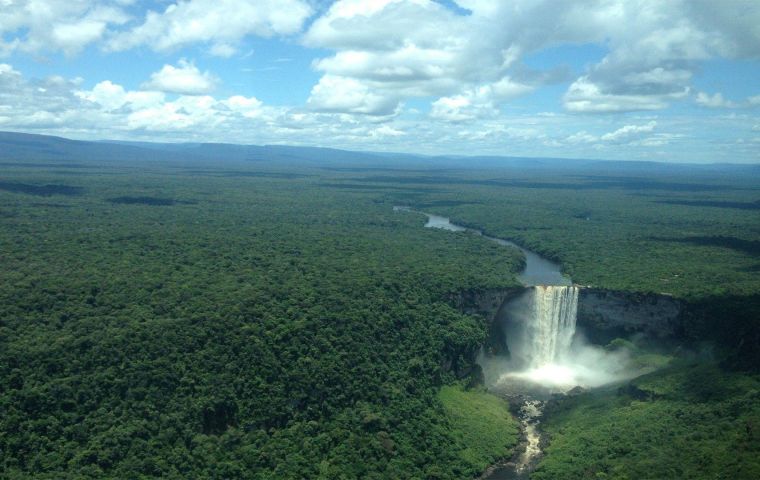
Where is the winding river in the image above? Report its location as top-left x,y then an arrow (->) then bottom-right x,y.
396,207 -> 570,287
395,207 -> 571,480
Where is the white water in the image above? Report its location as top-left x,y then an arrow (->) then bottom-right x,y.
515,399 -> 544,476
526,286 -> 578,367
492,285 -> 632,392
395,208 -> 632,478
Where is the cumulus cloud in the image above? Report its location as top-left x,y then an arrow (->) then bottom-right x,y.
0,62 -> 263,137
142,60 -> 218,95
696,92 -> 737,108
107,0 -> 313,55
0,0 -> 758,163
77,80 -> 166,111
0,62 -> 420,147
563,121 -> 660,146
3,0 -> 759,123
1,0 -> 314,57
564,77 -> 689,113
0,1 -> 130,56
303,0 -> 538,116
306,75 -> 400,116
600,121 -> 657,142
431,95 -> 492,122
303,0 -> 760,116
1,61 -> 752,162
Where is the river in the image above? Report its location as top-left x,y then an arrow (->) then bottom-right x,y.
395,207 -> 571,479
417,211 -> 570,287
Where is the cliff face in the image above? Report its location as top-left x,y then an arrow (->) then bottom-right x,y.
577,288 -> 683,343
446,288 -> 524,379
453,286 -> 684,347
449,286 -> 684,379
448,287 -> 524,320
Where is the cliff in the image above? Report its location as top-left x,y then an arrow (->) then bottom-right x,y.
446,287 -> 524,379
576,288 -> 683,344
449,287 -> 525,320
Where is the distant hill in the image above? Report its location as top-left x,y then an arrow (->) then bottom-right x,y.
1,131 -> 758,176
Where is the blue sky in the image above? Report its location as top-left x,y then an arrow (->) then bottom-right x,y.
0,0 -> 759,163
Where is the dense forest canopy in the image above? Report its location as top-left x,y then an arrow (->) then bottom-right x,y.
1,142 -> 758,478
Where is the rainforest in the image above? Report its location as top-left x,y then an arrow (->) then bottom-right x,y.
1,133 -> 758,479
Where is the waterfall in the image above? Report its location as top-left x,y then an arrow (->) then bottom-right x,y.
526,285 -> 579,367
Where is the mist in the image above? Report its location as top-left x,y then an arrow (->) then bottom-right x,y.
479,287 -> 651,394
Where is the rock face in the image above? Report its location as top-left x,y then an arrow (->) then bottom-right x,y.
446,288 -> 524,379
449,287 -> 525,320
576,288 -> 683,343
450,286 -> 683,380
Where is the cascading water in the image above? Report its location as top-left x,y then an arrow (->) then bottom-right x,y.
401,208 -> 631,479
525,286 -> 578,367
481,286 -> 580,478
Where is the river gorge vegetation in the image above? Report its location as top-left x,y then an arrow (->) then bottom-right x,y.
1,138 -> 759,478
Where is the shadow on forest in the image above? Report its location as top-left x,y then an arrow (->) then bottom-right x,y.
0,162 -> 87,169
415,200 -> 482,208
654,199 -> 760,210
321,166 -> 455,173
653,235 -> 760,256
184,170 -> 311,179
320,183 -> 444,192
29,203 -> 71,208
0,181 -> 84,196
680,293 -> 760,371
108,196 -> 197,206
350,175 -> 736,192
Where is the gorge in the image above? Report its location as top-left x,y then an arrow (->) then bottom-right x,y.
403,208 -> 680,479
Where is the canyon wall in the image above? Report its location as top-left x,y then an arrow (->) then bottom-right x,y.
576,288 -> 683,343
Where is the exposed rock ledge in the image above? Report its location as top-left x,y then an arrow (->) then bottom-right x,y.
446,286 -> 684,378
451,286 -> 685,346
447,287 -> 525,320
577,288 -> 684,343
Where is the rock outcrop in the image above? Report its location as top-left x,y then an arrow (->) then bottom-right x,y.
448,287 -> 525,320
576,288 -> 683,343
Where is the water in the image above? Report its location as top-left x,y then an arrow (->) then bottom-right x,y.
515,399 -> 544,476
416,211 -> 570,287
394,207 -> 576,479
423,213 -> 467,232
526,286 -> 579,367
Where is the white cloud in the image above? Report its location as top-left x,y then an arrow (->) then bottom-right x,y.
76,80 -> 166,110
565,131 -> 599,144
0,0 -> 759,165
303,0 -> 536,115
76,80 -> 129,110
634,133 -> 681,147
306,75 -> 400,116
303,0 -> 760,116
107,0 -> 313,54
369,125 -> 406,138
0,1 -> 130,56
696,91 -> 737,108
142,60 -> 218,95
431,95 -> 490,122
224,95 -> 264,118
600,121 -> 657,142
564,77 -> 689,113
0,63 -> 752,162
563,121 -> 659,146
209,43 -> 237,58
